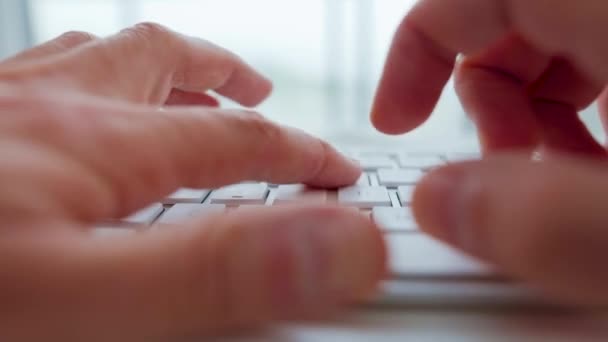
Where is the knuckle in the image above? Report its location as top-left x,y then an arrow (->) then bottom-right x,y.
233,110 -> 281,143
118,22 -> 179,66
123,22 -> 172,42
56,31 -> 96,47
226,110 -> 284,176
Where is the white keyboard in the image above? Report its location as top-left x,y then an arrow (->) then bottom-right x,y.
95,149 -> 544,307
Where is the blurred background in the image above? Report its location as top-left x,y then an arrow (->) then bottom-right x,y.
0,0 -> 603,149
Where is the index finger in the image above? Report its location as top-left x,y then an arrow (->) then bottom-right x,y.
371,0 -> 508,134
11,94 -> 360,222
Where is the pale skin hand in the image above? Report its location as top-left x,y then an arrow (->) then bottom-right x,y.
0,24 -> 386,340
373,0 -> 608,306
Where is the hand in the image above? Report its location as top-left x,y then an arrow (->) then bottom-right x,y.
373,1 -> 608,306
0,24 -> 385,340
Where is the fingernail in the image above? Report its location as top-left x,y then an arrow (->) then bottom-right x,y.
270,209 -> 385,312
413,168 -> 479,253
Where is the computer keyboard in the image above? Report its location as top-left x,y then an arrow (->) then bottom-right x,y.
94,149 -> 533,307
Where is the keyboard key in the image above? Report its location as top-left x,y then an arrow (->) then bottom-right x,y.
377,169 -> 423,187
387,235 -> 493,278
157,204 -> 226,224
356,173 -> 370,187
163,188 -> 210,204
122,203 -> 164,225
354,156 -> 397,171
210,184 -> 269,206
274,185 -> 327,205
357,150 -> 397,158
338,186 -> 392,209
373,207 -> 417,233
397,154 -> 444,169
398,186 -> 415,206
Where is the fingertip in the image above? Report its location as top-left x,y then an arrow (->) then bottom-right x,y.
370,102 -> 421,135
219,68 -> 273,108
304,141 -> 363,188
310,206 -> 387,303
412,164 -> 469,244
371,18 -> 454,135
239,75 -> 273,108
216,206 -> 386,315
365,212 -> 390,291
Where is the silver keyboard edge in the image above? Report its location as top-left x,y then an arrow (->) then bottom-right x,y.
370,280 -> 558,310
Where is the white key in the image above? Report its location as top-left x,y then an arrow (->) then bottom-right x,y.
210,184 -> 269,205
373,207 -> 417,233
397,154 -> 444,169
122,203 -> 164,225
377,169 -> 423,187
398,186 -> 415,206
338,186 -> 391,209
157,204 -> 226,224
354,156 -> 396,171
274,185 -> 327,205
356,174 -> 370,187
357,150 -> 396,158
163,188 -> 210,204
387,235 -> 493,278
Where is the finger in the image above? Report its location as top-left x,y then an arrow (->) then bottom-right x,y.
0,31 -> 98,67
370,18 -> 454,134
413,154 -> 608,306
597,88 -> 608,139
372,0 -> 608,135
164,89 -> 220,107
31,23 -> 272,107
455,36 -> 605,155
1,207 -> 385,340
533,101 -> 606,157
528,58 -> 605,156
454,34 -> 548,152
372,0 -> 508,134
531,58 -> 603,110
11,96 -> 360,222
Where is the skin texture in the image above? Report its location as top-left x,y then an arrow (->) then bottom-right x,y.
0,24 -> 386,340
372,0 -> 608,306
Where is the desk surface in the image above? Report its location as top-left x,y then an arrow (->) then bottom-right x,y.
221,309 -> 608,341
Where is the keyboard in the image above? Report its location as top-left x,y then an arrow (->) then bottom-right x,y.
94,149 -> 542,307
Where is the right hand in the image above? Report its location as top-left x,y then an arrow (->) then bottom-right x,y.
373,0 -> 608,306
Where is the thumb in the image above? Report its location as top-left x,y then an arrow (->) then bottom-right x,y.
0,206 -> 385,341
413,154 -> 608,307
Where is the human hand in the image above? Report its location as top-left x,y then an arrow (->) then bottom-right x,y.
0,24 -> 385,340
373,1 -> 608,306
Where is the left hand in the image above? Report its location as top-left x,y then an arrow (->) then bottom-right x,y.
0,23 -> 385,340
